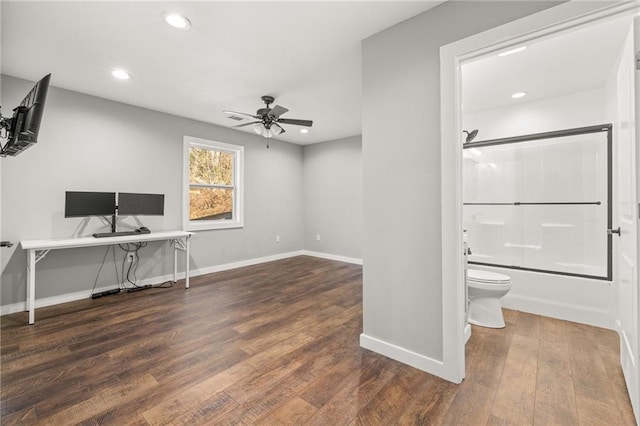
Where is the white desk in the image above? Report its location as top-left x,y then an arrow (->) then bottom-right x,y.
20,230 -> 192,324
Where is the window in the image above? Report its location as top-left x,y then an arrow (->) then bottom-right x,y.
183,136 -> 244,231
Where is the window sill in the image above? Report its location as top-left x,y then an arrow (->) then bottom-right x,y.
185,220 -> 244,232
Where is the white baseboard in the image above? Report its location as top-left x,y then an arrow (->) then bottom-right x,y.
464,323 -> 472,343
300,250 -> 362,265
1,250 -> 361,316
615,320 -> 635,362
501,293 -> 613,330
359,333 -> 450,381
190,250 -> 306,277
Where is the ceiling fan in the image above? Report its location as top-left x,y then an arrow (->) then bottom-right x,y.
224,95 -> 313,146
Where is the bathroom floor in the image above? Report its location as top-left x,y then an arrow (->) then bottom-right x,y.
465,308 -> 635,424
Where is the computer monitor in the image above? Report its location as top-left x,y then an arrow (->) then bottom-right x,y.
117,193 -> 164,216
65,191 -> 116,218
0,74 -> 51,157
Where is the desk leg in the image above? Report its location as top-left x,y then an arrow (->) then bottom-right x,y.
27,249 -> 35,325
185,237 -> 190,289
173,243 -> 178,283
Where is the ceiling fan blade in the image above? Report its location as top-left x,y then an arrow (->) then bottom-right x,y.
269,105 -> 289,118
232,121 -> 261,128
223,110 -> 260,119
277,118 -> 313,127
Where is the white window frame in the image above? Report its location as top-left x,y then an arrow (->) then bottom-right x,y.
183,136 -> 244,231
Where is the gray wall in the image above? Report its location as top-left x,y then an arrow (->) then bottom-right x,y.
303,135 -> 362,259
1,75 -> 304,305
361,1 -> 561,360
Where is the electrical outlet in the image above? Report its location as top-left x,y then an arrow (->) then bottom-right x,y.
276,235 -> 280,243
316,234 -> 321,241
127,253 -> 134,262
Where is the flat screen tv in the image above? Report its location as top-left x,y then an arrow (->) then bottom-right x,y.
118,193 -> 164,216
65,191 -> 116,218
0,74 -> 51,157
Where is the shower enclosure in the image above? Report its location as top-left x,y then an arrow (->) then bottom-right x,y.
463,124 -> 612,280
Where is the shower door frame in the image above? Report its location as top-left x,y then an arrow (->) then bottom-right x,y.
463,123 -> 613,281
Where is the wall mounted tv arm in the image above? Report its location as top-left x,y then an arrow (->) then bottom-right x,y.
0,107 -> 13,139
0,109 -> 12,157
0,105 -> 29,157
0,74 -> 51,158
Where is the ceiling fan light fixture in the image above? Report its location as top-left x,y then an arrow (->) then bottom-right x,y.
164,13 -> 191,30
254,124 -> 276,138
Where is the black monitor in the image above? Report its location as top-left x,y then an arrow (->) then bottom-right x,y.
0,74 -> 51,157
65,191 -> 116,218
117,193 -> 164,216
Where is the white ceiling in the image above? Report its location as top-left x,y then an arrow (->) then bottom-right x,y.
1,1 -> 444,145
462,15 -> 632,113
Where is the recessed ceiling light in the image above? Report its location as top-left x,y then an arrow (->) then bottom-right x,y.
300,129 -> 309,134
512,91 -> 527,99
111,69 -> 131,80
164,13 -> 191,30
498,46 -> 527,57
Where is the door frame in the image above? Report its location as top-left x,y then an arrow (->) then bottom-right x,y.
439,0 -> 640,384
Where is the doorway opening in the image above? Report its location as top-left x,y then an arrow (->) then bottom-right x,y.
439,2 -> 640,412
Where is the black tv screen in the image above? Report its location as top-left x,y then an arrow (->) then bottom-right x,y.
118,193 -> 164,216
65,191 -> 116,218
1,73 -> 51,157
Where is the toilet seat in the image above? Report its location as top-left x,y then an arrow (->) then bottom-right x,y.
467,269 -> 511,284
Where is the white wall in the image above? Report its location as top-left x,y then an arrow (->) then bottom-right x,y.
1,75 -> 304,306
303,135 -> 362,261
463,88 -> 607,140
361,1 -> 561,370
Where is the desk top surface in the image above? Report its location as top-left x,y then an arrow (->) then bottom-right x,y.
21,230 -> 192,250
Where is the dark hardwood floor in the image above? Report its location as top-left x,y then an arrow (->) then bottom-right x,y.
1,256 -> 635,424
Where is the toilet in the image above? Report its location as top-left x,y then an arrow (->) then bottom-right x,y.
467,269 -> 512,328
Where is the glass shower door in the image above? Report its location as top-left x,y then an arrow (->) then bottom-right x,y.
463,124 -> 611,280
